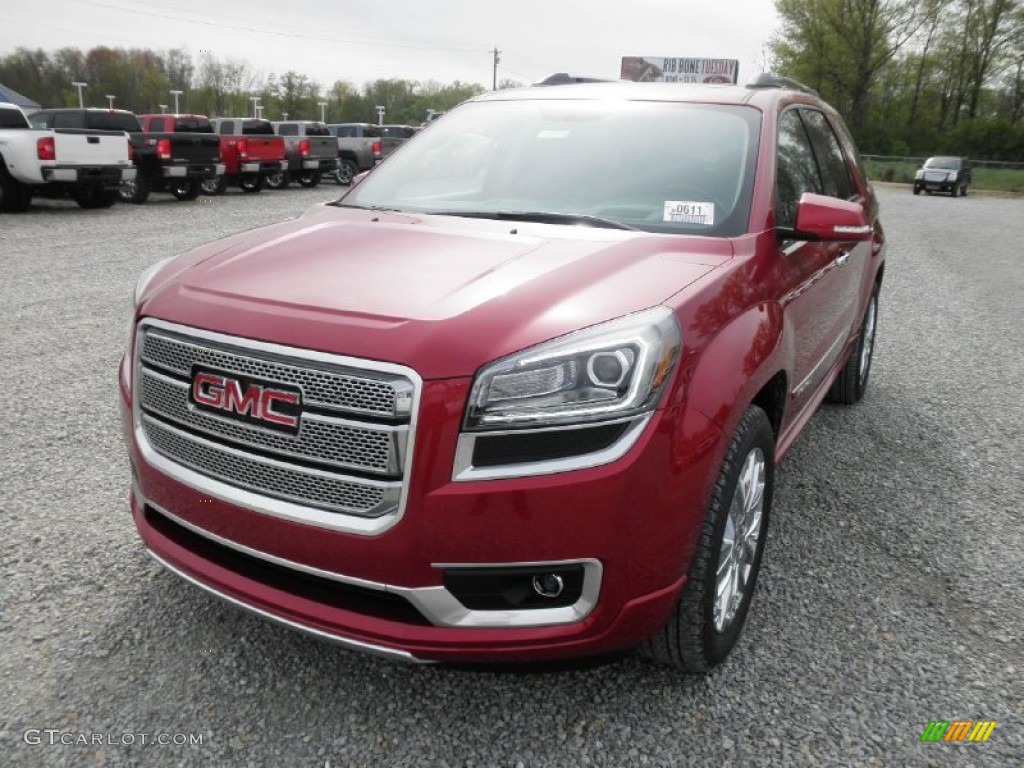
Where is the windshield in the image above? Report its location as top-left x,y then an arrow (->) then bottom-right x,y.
85,112 -> 141,132
175,118 -> 213,133
342,99 -> 760,236
924,156 -> 962,170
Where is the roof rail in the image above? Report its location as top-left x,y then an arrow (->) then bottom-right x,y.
746,73 -> 819,97
533,73 -> 615,86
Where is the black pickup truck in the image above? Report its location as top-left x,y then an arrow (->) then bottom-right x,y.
30,109 -> 222,204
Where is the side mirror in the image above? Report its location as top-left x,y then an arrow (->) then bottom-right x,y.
792,193 -> 872,241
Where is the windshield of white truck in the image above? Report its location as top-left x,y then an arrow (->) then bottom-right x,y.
342,99 -> 760,237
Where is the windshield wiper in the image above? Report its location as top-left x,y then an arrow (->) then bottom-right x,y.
433,210 -> 640,231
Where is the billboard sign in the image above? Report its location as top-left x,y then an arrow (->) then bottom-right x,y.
620,57 -> 739,84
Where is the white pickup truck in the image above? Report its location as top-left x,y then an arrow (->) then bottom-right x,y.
0,102 -> 136,211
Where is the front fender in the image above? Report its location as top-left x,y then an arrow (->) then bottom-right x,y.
682,300 -> 786,443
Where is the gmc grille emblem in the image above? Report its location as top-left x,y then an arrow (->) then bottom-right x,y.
189,367 -> 302,434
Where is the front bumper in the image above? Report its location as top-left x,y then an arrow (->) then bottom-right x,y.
120,362 -> 722,663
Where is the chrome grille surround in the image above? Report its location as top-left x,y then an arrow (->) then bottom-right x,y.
133,318 -> 422,535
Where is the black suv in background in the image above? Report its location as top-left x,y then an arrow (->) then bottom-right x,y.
913,156 -> 971,196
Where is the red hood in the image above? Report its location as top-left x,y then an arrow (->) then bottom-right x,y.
142,204 -> 730,379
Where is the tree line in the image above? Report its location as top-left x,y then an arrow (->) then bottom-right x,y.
772,0 -> 1024,160
0,46 -> 494,126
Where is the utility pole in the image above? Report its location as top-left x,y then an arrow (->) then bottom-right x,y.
492,46 -> 500,91
71,81 -> 87,108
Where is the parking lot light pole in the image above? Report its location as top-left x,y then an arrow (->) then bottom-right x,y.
106,94 -> 116,109
250,96 -> 260,118
282,112 -> 288,121
318,101 -> 327,122
159,104 -> 168,114
71,81 -> 87,108
376,105 -> 385,125
170,89 -> 183,114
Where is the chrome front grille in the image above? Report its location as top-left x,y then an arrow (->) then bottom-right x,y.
140,370 -> 401,475
135,320 -> 419,530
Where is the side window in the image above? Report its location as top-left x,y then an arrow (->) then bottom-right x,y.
776,110 -> 821,230
149,118 -> 165,132
801,110 -> 854,200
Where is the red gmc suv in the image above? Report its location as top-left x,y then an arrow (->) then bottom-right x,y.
120,74 -> 886,671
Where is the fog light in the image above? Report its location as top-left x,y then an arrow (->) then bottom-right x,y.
532,573 -> 564,598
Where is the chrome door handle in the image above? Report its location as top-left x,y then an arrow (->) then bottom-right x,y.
835,251 -> 850,268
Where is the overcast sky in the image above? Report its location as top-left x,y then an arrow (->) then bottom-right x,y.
0,0 -> 781,90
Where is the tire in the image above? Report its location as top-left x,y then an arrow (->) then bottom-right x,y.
264,170 -> 289,190
201,176 -> 227,195
298,171 -> 321,188
826,285 -> 879,405
73,188 -> 119,209
0,166 -> 32,212
239,174 -> 263,194
641,406 -> 774,673
912,185 -> 920,195
119,175 -> 150,204
951,185 -> 959,197
335,158 -> 358,186
960,183 -> 968,197
171,179 -> 201,201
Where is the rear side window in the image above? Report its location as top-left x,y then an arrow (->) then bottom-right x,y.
775,110 -> 821,229
362,125 -> 382,138
148,117 -> 166,132
800,110 -> 855,200
277,123 -> 298,136
307,123 -> 331,136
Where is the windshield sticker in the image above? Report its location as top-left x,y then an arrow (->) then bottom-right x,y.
664,201 -> 715,225
536,130 -> 570,139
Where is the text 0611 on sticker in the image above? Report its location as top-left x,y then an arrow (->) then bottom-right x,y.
664,201 -> 715,225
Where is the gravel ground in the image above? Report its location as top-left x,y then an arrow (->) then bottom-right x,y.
1,184 -> 1021,767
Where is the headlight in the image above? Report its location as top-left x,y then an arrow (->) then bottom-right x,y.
915,170 -> 924,179
124,257 -> 174,389
948,171 -> 958,181
465,307 -> 681,430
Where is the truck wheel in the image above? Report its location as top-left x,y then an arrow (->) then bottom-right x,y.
264,171 -> 289,190
298,172 -> 321,188
201,176 -> 226,195
912,186 -> 920,195
73,188 -> 120,209
826,285 -> 879,405
641,405 -> 774,672
335,158 -> 358,186
0,166 -> 33,212
119,176 -> 150,205
171,180 -> 201,201
960,183 -> 968,197
239,174 -> 263,194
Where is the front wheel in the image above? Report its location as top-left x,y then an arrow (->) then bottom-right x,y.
239,174 -> 263,193
827,286 -> 879,404
960,183 -> 969,197
264,171 -> 289,190
298,171 -> 321,188
334,158 -> 358,186
171,179 -> 201,201
641,405 -> 774,672
119,175 -> 150,204
200,176 -> 226,195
